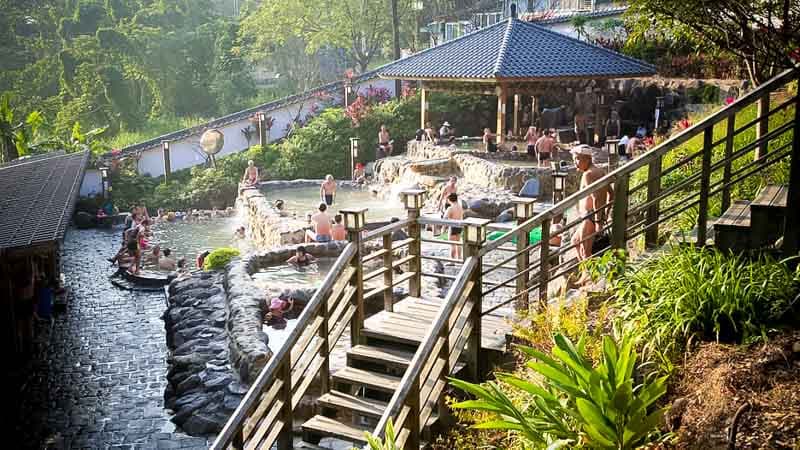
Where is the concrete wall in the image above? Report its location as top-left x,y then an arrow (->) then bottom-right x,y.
132,77 -> 396,178
79,169 -> 103,197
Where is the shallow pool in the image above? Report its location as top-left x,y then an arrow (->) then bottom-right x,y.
148,216 -> 249,269
266,186 -> 406,221
251,259 -> 336,292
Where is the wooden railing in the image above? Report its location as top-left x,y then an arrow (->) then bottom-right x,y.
212,243 -> 358,449
373,66 -> 800,447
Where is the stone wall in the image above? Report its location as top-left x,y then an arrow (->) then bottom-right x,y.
163,272 -> 247,435
224,242 -> 347,384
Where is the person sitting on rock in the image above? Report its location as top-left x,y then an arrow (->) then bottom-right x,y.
305,203 -> 333,243
353,163 -> 366,184
196,250 -> 210,270
146,245 -> 161,266
332,215 -> 347,241
242,160 -> 260,187
287,246 -> 317,267
117,239 -> 141,274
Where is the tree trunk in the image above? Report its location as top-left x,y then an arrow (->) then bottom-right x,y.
1,135 -> 18,163
391,0 -> 402,98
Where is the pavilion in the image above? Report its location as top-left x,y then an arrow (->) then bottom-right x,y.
378,16 -> 656,144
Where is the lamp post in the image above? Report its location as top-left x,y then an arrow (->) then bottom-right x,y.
256,111 -> 268,147
349,137 -> 359,178
605,138 -> 620,170
161,140 -> 171,183
344,80 -> 353,107
552,170 -> 568,203
99,166 -> 109,199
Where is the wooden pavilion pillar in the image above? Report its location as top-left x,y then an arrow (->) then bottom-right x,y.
531,96 -> 538,129
496,85 -> 508,144
420,87 -> 428,130
513,94 -> 520,137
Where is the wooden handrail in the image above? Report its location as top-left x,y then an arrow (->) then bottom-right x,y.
372,257 -> 479,441
211,243 -> 357,449
362,218 -> 412,241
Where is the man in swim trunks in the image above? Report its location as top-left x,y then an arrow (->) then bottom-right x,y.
378,125 -> 393,157
525,126 -> 540,157
535,129 -> 556,165
331,215 -> 347,241
444,192 -> 464,260
570,145 -> 614,284
159,248 -> 177,271
320,175 -> 336,206
242,160 -> 259,186
305,203 -> 333,243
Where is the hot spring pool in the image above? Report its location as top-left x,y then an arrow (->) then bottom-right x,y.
266,186 -> 406,221
148,216 -> 249,268
251,259 -> 336,291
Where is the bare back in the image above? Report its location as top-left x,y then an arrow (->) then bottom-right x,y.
312,212 -> 332,236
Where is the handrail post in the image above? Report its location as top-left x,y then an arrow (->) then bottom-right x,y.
318,293 -> 330,395
644,155 -> 662,249
401,189 -> 425,298
512,198 -> 536,310
697,127 -> 713,246
437,320 -> 452,428
382,234 -> 394,311
782,91 -> 800,255
755,93 -> 770,161
276,359 -> 293,449
342,208 -> 367,345
611,174 -> 629,250
538,217 -> 551,306
406,376 -> 421,448
721,114 -> 736,213
463,218 -> 489,382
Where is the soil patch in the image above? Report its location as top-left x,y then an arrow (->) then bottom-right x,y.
665,330 -> 800,449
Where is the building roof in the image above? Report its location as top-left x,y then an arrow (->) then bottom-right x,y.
378,17 -> 654,81
523,5 -> 628,25
0,151 -> 90,250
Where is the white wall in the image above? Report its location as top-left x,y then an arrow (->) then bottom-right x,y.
80,169 -> 103,197
134,77 -> 397,178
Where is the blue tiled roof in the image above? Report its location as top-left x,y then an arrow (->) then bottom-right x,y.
379,18 -> 655,80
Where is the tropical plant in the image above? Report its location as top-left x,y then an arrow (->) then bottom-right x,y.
451,334 -> 668,449
203,247 -> 241,271
613,246 -> 800,355
361,418 -> 399,450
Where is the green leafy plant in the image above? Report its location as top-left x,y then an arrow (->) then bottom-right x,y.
451,333 -> 668,449
613,246 -> 800,356
203,247 -> 241,271
361,418 -> 399,450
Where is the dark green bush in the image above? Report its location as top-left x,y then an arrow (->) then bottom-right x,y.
203,247 -> 240,271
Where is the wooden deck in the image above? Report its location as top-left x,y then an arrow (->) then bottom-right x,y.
363,296 -> 512,352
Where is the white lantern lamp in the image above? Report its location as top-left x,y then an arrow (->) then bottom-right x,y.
341,207 -> 367,231
400,189 -> 426,210
512,197 -> 536,221
463,218 -> 490,245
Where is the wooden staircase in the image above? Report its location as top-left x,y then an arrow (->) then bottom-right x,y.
714,185 -> 788,252
300,295 -> 505,447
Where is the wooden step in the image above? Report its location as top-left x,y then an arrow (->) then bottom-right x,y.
301,414 -> 371,445
317,390 -> 387,419
715,201 -> 751,252
331,367 -> 401,393
750,184 -> 788,248
347,344 -> 415,370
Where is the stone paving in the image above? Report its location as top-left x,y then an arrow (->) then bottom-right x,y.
13,227 -> 210,449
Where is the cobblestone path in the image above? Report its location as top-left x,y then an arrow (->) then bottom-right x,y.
14,228 -> 210,449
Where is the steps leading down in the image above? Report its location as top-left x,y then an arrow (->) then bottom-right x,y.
714,185 -> 788,252
299,295 -> 487,448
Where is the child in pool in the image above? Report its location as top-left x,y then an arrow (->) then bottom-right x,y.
265,296 -> 294,321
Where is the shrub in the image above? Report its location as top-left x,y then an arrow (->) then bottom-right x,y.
613,246 -> 800,355
203,247 -> 240,271
451,333 -> 667,449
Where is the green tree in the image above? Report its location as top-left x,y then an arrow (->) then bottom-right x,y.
239,0 -> 396,73
625,0 -> 800,85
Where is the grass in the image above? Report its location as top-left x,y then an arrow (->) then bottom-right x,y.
100,115 -> 210,150
613,246 -> 799,358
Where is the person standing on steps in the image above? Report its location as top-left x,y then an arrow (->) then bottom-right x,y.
570,145 -> 614,285
378,125 -> 393,158
320,175 -> 336,206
